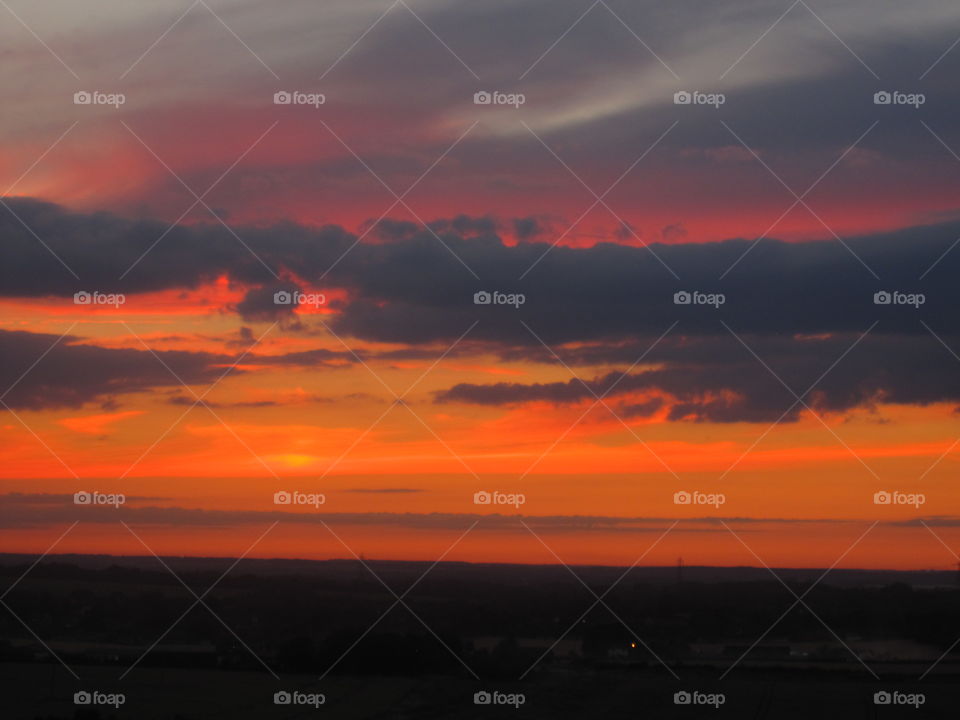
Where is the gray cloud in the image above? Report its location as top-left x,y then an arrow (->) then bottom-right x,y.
5,197 -> 960,344
5,199 -> 960,418
0,329 -> 233,410
437,332 -> 960,422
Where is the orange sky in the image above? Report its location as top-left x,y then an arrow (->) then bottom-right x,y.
3,0 -> 960,570
2,293 -> 958,569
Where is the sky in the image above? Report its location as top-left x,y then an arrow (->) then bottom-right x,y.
2,0 -> 960,569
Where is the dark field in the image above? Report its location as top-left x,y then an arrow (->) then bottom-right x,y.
1,555 -> 957,718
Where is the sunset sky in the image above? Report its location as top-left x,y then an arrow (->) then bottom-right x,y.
2,0 -> 960,570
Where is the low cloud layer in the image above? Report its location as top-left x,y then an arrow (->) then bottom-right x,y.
437,332 -> 960,422
3,199 -> 960,419
0,329 -> 232,410
0,493 -> 852,532
3,198 -> 960,345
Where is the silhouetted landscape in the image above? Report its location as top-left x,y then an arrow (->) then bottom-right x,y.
1,554 -> 957,718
